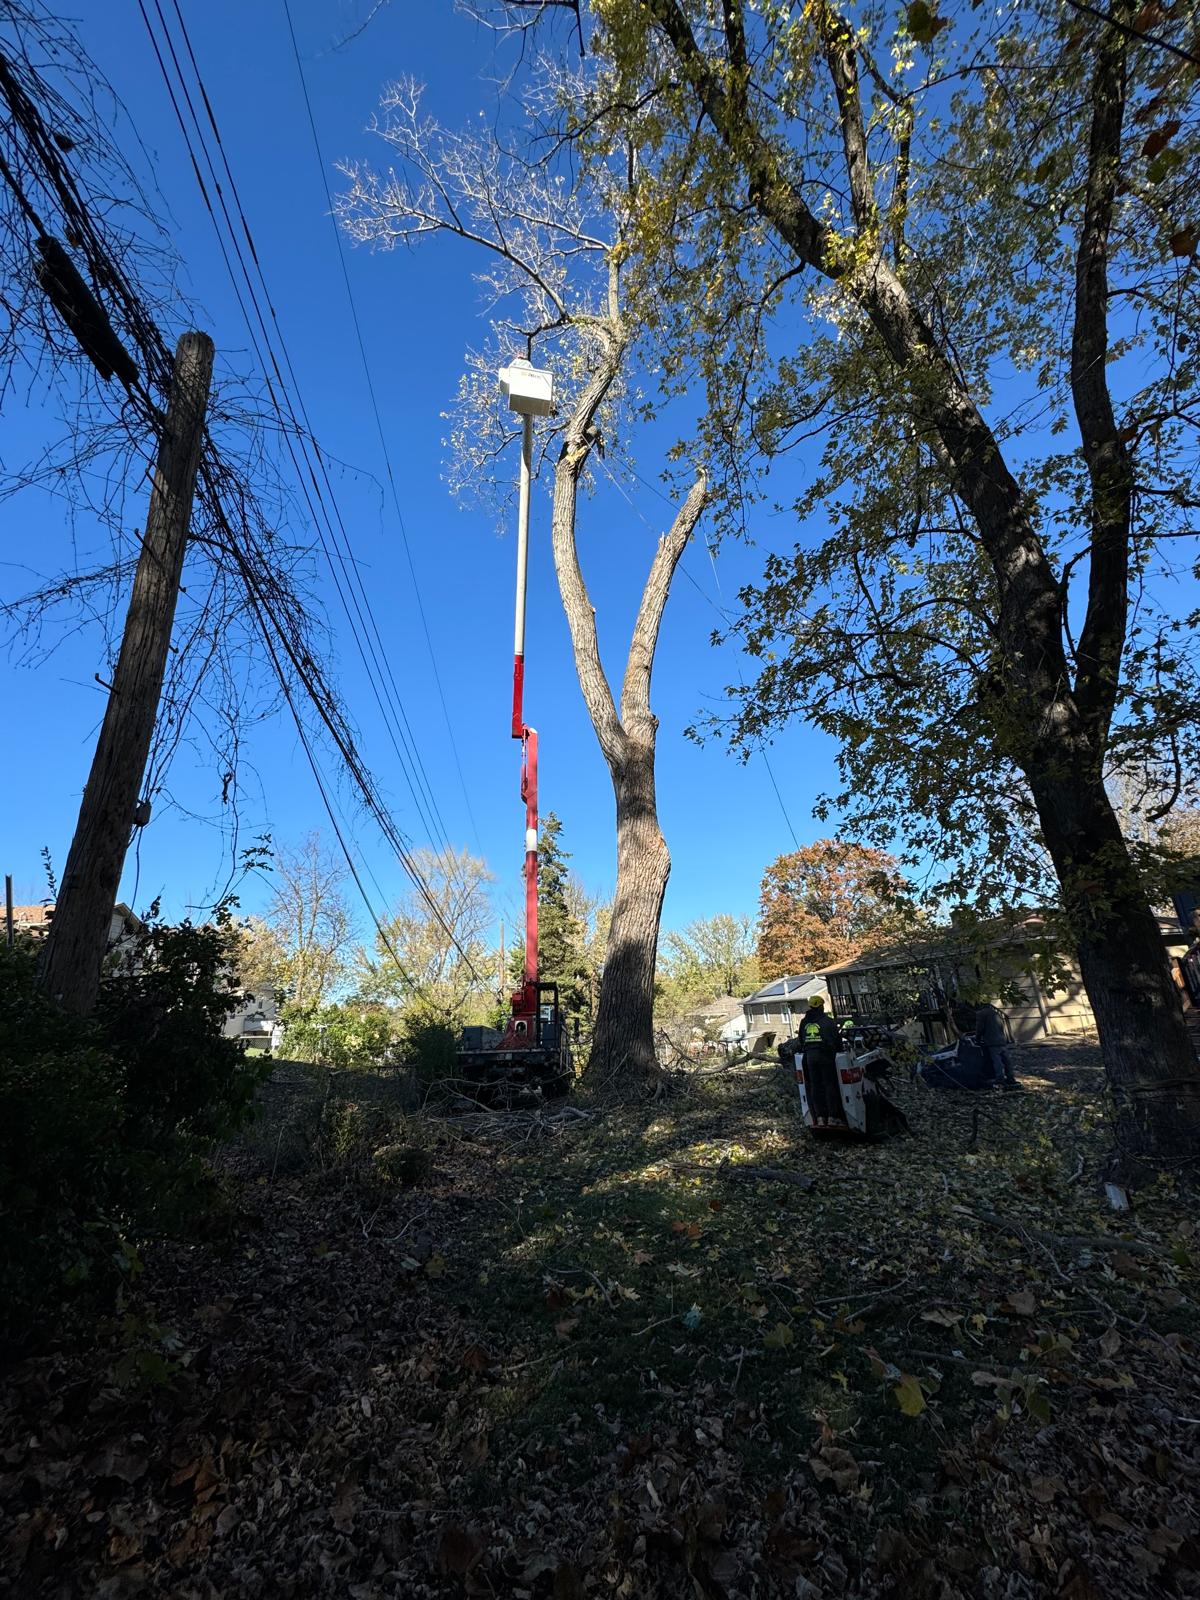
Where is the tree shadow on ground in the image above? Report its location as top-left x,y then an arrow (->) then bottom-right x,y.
3,1051 -> 1198,1599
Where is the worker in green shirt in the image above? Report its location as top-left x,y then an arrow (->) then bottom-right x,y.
800,995 -> 844,1129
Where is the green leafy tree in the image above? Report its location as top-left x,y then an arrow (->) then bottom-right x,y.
487,0 -> 1200,1171
662,913 -> 757,1001
539,814 -> 587,1005
278,1002 -> 397,1070
508,812 -> 595,1018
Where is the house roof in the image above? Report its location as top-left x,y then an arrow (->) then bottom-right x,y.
685,995 -> 746,1025
744,974 -> 822,1004
819,909 -> 1191,979
817,917 -> 1050,978
11,904 -> 52,925
8,902 -> 145,934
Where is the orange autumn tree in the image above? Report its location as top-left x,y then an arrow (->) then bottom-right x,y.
757,839 -> 907,980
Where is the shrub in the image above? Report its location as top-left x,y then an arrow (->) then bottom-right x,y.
305,1096 -> 432,1191
370,1140 -> 432,1189
279,1001 -> 397,1070
0,946 -> 129,1317
0,915 -> 271,1348
98,915 -> 265,1147
396,1008 -> 458,1097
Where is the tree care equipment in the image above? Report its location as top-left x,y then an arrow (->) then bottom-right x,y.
786,1019 -> 909,1139
457,359 -> 571,1103
917,1034 -> 996,1090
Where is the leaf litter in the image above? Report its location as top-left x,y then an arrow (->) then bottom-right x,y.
1,1041 -> 1198,1597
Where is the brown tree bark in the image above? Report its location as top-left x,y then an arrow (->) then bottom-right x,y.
589,737 -> 671,1089
1028,749 -> 1199,1176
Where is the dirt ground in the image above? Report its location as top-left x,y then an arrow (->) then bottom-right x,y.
2,1045 -> 1198,1598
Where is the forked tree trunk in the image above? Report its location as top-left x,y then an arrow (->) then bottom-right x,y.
589,738 -> 670,1090
543,296 -> 709,1095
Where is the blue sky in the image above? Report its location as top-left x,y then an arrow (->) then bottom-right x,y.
0,0 -> 833,941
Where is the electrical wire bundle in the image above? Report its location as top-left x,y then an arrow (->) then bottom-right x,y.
0,1 -> 491,1006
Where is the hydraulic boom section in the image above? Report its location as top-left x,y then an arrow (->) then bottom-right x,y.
501,426 -> 539,1050
456,358 -> 570,1102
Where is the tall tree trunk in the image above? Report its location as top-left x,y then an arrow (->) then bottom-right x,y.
1029,756 -> 1199,1179
39,332 -> 214,1014
589,738 -> 670,1090
543,295 -> 709,1094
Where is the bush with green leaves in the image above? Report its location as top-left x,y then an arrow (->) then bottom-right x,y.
0,944 -> 127,1323
396,1008 -> 459,1097
98,915 -> 266,1148
279,1000 -> 397,1069
0,915 -> 270,1348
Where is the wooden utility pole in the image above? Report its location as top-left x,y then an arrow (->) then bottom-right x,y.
39,331 -> 214,1013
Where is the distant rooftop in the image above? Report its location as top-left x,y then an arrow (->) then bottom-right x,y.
10,904 -> 52,926
744,974 -> 821,1003
7,902 -> 144,938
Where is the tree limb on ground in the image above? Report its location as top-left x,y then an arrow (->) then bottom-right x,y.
969,1206 -> 1157,1258
673,1159 -> 816,1192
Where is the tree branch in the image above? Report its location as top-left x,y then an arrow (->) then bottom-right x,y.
621,469 -> 710,730
644,0 -> 1070,724
1070,6 -> 1135,745
645,0 -> 836,274
550,318 -> 628,765
816,0 -> 879,237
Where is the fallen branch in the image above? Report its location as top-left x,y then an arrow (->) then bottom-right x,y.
969,1207 -> 1157,1258
432,1105 -> 595,1143
910,1348 -> 975,1367
672,1159 -> 816,1193
812,1274 -> 919,1315
685,1053 -> 779,1076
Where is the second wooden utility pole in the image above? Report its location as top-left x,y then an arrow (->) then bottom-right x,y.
39,331 -> 214,1014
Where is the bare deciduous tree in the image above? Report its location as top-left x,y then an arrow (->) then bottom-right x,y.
337,83 -> 708,1092
236,832 -> 353,1009
356,844 -> 495,1019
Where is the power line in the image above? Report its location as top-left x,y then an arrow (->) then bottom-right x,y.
138,0 -> 458,865
279,0 -> 484,856
246,595 -> 430,1000
165,0 -> 460,862
206,457 -> 495,993
137,4 -> 499,977
140,3 -> 502,972
0,10 -> 489,994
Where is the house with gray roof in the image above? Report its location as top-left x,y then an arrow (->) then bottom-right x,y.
740,973 -> 827,1044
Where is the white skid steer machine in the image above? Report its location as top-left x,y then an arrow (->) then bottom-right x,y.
789,1023 -> 909,1140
